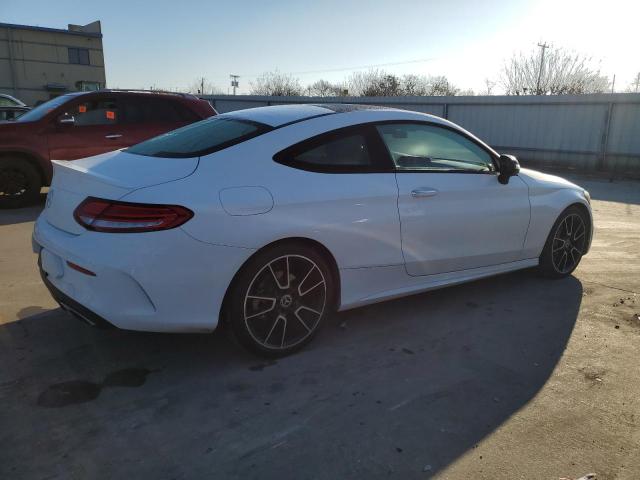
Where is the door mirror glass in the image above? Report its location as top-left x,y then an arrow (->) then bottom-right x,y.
498,154 -> 520,184
58,113 -> 75,126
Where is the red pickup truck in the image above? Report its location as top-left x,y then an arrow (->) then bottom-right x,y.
0,90 -> 216,208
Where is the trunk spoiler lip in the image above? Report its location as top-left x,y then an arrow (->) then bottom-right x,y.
52,158 -> 136,190
50,152 -> 200,190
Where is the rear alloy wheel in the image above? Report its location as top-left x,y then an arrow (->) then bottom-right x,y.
539,206 -> 588,278
0,158 -> 42,209
228,244 -> 335,357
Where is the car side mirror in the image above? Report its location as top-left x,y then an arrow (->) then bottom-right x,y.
497,154 -> 520,185
58,113 -> 75,126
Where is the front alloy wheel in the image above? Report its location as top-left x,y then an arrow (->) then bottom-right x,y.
551,213 -> 587,274
539,206 -> 589,277
228,244 -> 334,356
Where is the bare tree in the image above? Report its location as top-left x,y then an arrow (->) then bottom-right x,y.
347,70 -> 402,96
308,79 -> 346,97
426,75 -> 459,96
482,78 -> 496,95
348,70 -> 459,96
187,78 -> 222,95
250,71 -> 302,96
400,74 -> 429,96
502,47 -> 610,95
626,72 -> 640,93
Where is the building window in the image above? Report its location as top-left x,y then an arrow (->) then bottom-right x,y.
68,47 -> 90,65
76,81 -> 101,91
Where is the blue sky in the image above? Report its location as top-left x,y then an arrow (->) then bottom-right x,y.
2,0 -> 637,93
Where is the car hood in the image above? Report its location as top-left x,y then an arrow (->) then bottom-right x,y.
517,168 -> 584,192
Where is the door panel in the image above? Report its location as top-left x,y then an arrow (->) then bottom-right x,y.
47,97 -> 127,160
396,172 -> 530,276
120,97 -> 193,147
374,121 -> 530,277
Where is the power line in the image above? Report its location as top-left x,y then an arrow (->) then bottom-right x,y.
284,57 -> 438,77
205,57 -> 438,81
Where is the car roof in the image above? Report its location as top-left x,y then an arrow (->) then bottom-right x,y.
0,93 -> 26,106
59,90 -> 201,101
221,103 -> 448,128
222,104 -> 337,127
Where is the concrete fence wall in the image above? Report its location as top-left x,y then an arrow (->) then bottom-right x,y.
202,93 -> 640,174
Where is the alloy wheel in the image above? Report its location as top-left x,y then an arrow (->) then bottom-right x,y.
243,254 -> 327,350
551,213 -> 586,274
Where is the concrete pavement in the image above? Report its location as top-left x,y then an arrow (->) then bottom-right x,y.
0,176 -> 638,479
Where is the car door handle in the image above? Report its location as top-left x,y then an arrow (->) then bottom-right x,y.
410,188 -> 439,198
105,134 -> 123,139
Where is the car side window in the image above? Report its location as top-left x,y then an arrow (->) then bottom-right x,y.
274,127 -> 389,173
122,98 -> 168,124
0,97 -> 18,107
122,98 -> 199,124
72,99 -> 119,126
295,134 -> 371,167
376,123 -> 494,172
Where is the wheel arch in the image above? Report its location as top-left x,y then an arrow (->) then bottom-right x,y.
0,150 -> 48,186
219,236 -> 342,325
542,201 -> 593,256
565,201 -> 593,254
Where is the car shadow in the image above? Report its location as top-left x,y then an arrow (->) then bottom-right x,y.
0,270 -> 582,479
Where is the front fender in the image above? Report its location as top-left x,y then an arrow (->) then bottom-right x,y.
523,187 -> 593,258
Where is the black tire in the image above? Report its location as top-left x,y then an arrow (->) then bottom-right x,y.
227,242 -> 336,357
538,206 -> 589,278
0,157 -> 42,209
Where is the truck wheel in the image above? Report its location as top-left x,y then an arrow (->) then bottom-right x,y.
0,158 -> 42,209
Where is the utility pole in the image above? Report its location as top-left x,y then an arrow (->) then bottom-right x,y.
535,42 -> 549,95
611,74 -> 616,93
230,74 -> 240,95
200,77 -> 204,95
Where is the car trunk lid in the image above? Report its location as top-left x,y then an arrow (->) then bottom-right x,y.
44,150 -> 198,234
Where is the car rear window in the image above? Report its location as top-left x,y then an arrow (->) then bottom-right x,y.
126,117 -> 271,158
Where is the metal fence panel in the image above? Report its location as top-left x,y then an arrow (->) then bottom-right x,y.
449,103 -> 607,153
202,93 -> 640,173
607,103 -> 640,155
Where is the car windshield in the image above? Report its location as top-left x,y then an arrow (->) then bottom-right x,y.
126,116 -> 272,158
0,95 -> 25,107
16,95 -> 73,122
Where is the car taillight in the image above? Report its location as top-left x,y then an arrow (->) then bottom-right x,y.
73,197 -> 193,233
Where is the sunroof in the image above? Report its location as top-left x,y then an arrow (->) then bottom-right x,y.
310,103 -> 393,113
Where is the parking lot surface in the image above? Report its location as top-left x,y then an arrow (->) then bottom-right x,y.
1,174 -> 639,480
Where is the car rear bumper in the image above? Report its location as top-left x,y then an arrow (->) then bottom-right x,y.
33,214 -> 254,333
39,260 -> 116,329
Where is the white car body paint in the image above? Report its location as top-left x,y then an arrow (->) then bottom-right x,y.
34,105 -> 593,333
219,186 -> 274,216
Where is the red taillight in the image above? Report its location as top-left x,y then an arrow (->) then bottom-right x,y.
73,197 -> 194,233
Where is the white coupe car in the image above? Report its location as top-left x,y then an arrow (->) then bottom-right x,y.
33,104 -> 593,356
